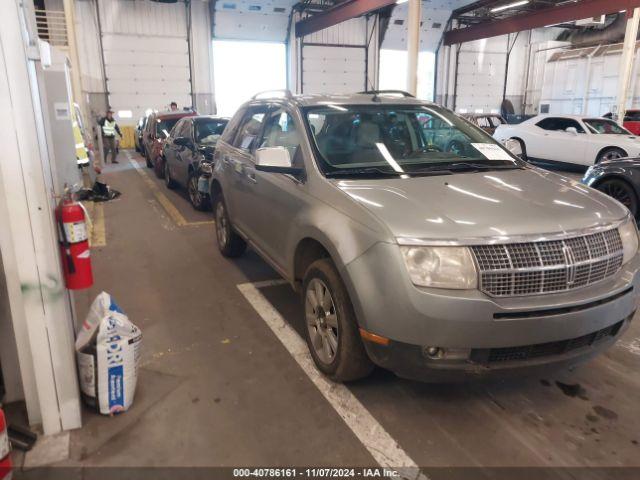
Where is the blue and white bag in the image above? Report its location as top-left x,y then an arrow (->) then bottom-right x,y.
76,292 -> 142,415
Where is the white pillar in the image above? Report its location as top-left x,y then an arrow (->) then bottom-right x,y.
406,0 -> 421,96
63,0 -> 87,120
0,0 -> 81,434
616,8 -> 640,124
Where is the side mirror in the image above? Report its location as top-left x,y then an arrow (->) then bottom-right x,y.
504,138 -> 525,159
255,147 -> 303,175
174,136 -> 193,148
565,127 -> 578,135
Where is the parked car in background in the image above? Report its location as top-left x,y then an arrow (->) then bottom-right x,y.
210,91 -> 639,383
494,114 -> 640,168
163,115 -> 229,210
604,110 -> 640,136
142,110 -> 197,174
461,113 -> 506,135
135,115 -> 148,153
583,157 -> 640,219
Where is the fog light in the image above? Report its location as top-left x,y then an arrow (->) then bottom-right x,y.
423,346 -> 442,358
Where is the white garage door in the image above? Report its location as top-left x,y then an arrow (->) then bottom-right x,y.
99,0 -> 192,124
302,45 -> 366,94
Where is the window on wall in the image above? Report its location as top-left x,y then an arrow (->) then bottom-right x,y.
378,49 -> 435,101
212,40 -> 286,117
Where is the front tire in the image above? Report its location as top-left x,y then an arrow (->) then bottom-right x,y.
596,178 -> 638,217
214,197 -> 246,257
188,174 -> 209,210
145,148 -> 153,168
597,147 -> 626,163
302,258 -> 373,382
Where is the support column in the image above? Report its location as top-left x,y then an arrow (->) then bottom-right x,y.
406,0 -> 420,96
615,8 -> 640,125
62,0 -> 87,119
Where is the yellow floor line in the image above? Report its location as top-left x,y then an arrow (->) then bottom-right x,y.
127,155 -> 214,228
92,203 -> 106,247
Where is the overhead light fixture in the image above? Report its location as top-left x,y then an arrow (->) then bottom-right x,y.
396,0 -> 409,4
490,0 -> 529,13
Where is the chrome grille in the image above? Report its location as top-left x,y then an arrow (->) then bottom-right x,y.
471,228 -> 623,297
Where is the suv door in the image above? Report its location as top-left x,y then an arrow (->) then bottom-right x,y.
175,119 -> 194,185
245,106 -> 307,269
222,105 -> 270,238
164,118 -> 184,179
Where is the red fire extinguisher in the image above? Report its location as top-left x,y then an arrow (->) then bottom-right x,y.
0,408 -> 11,480
57,195 -> 94,290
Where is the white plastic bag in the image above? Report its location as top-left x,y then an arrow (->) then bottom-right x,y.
76,292 -> 142,415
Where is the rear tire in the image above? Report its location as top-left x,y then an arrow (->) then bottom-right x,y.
597,147 -> 626,164
596,178 -> 638,217
214,196 -> 246,258
302,258 -> 374,382
154,156 -> 165,179
164,162 -> 176,189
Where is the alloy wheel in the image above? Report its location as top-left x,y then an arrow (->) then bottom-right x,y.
601,181 -> 634,210
305,278 -> 339,365
602,150 -> 624,162
189,176 -> 201,207
215,201 -> 229,247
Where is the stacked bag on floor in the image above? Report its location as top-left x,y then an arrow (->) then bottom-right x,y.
76,292 -> 142,415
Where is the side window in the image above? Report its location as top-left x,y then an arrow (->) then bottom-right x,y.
260,109 -> 303,166
233,107 -> 269,151
536,117 -> 584,133
536,118 -> 559,131
220,108 -> 245,144
476,117 -> 491,128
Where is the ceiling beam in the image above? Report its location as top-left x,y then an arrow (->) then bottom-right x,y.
295,0 -> 395,37
444,0 -> 640,45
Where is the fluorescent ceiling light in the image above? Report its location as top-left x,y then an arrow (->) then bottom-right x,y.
396,0 -> 409,4
490,0 -> 529,13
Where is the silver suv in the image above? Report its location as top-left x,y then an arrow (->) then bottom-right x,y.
211,90 -> 640,382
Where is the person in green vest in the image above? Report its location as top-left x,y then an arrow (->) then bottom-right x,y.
98,109 -> 123,164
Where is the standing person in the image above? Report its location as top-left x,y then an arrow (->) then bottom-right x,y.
98,110 -> 122,164
170,102 -> 178,111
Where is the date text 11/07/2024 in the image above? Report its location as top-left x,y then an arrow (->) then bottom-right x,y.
232,468 -> 402,478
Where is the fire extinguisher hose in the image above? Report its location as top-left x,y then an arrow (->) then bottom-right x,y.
57,215 -> 76,275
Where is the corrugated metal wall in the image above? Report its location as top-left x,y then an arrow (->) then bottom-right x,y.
74,0 -> 215,124
298,16 -> 377,94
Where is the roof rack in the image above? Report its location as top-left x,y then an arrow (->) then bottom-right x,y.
251,89 -> 293,100
357,90 -> 415,98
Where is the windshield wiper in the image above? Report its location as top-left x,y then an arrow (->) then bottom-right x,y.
325,167 -> 403,178
411,162 -> 522,174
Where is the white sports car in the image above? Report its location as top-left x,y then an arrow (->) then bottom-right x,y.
493,114 -> 640,167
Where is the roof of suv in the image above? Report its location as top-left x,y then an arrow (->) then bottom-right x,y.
249,91 -> 430,108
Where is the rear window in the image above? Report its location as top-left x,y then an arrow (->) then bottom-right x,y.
156,118 -> 182,138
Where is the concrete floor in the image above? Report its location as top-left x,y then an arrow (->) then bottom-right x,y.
39,151 -> 640,475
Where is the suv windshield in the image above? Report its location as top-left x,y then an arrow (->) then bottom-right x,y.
195,119 -> 228,145
304,104 -> 520,176
584,119 -> 631,135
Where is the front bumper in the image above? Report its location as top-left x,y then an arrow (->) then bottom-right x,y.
343,242 -> 640,379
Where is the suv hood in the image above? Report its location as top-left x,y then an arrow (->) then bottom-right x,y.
334,167 -> 628,242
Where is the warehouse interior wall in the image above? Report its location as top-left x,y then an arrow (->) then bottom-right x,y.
436,27 -> 566,115
73,0 -> 215,124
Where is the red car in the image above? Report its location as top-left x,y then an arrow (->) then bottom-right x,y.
141,110 -> 197,178
604,110 -> 640,135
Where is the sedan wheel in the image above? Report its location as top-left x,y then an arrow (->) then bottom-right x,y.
188,175 -> 209,210
305,278 -> 339,366
597,179 -> 638,217
597,148 -> 626,163
164,162 -> 176,189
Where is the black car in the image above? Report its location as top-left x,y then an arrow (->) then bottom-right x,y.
582,158 -> 640,218
163,115 -> 229,210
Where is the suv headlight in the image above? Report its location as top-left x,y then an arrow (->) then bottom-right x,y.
400,246 -> 477,289
619,218 -> 639,264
